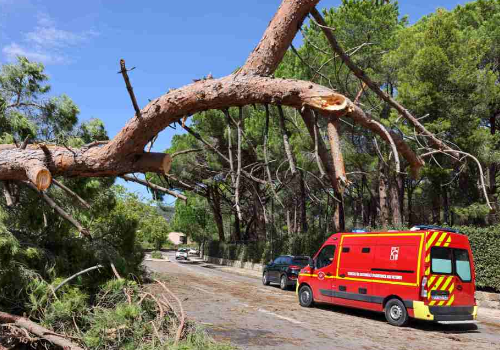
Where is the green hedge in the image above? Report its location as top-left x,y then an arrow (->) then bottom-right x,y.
458,226 -> 500,292
207,225 -> 500,292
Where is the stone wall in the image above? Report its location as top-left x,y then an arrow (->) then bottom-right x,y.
203,255 -> 264,273
476,291 -> 500,310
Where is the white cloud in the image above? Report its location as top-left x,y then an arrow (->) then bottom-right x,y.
25,14 -> 98,49
2,13 -> 98,65
3,42 -> 66,64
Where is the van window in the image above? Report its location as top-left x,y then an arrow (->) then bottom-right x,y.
431,247 -> 452,274
316,245 -> 336,269
454,249 -> 471,282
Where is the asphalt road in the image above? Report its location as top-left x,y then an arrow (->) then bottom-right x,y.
144,252 -> 500,350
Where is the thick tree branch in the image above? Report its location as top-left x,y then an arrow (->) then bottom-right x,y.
52,179 -> 91,209
171,148 -> 203,158
310,7 -> 458,158
54,265 -> 103,293
345,105 -> 424,178
240,0 -> 321,76
182,123 -> 267,185
277,105 -> 297,175
421,150 -> 492,211
0,0 -> 423,188
326,117 -> 347,192
24,182 -> 92,239
264,105 -> 284,208
119,59 -> 142,119
121,175 -> 187,201
234,107 -> 243,221
0,312 -> 85,350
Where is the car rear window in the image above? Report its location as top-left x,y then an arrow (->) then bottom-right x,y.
431,247 -> 452,274
292,258 -> 309,266
431,247 -> 472,281
454,249 -> 471,282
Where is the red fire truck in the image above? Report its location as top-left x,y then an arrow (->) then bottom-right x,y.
296,226 -> 477,326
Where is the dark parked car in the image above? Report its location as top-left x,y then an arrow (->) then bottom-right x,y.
262,255 -> 310,290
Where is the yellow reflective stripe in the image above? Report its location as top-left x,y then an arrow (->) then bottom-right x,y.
438,300 -> 446,306
298,273 -> 318,277
440,276 -> 453,291
428,276 -> 436,286
446,294 -> 455,306
416,234 -> 425,285
429,300 -> 437,305
426,232 -> 439,251
433,276 -> 445,290
425,254 -> 430,263
443,236 -> 452,247
434,232 -> 448,247
425,267 -> 430,275
337,277 -> 417,286
448,283 -> 455,294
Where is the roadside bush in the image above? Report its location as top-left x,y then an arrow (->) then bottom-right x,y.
458,225 -> 500,292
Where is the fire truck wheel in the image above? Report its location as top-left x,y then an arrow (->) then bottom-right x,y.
384,299 -> 409,327
262,272 -> 270,286
280,275 -> 288,290
298,285 -> 314,307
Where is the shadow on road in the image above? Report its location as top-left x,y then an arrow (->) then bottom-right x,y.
285,292 -> 480,335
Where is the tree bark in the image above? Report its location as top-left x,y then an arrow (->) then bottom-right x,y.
443,184 -> 450,224
326,117 -> 346,231
121,175 -> 187,201
378,161 -> 389,229
389,173 -> 403,227
0,311 -> 85,350
24,181 -> 91,239
208,186 -> 225,242
240,0 -> 321,76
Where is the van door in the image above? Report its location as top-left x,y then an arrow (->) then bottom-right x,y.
428,247 -> 474,306
309,245 -> 337,303
452,249 -> 474,306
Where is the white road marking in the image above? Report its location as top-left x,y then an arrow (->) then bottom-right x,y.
257,308 -> 303,325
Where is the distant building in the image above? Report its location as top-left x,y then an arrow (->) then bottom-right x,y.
168,232 -> 188,245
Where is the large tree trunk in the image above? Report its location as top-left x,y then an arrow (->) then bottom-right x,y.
378,161 -> 389,229
233,211 -> 241,242
389,173 -> 403,227
408,186 -> 414,226
443,185 -> 450,224
431,185 -> 441,225
298,170 -> 308,233
208,186 -> 225,242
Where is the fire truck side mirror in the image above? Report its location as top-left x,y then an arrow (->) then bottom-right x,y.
308,257 -> 315,269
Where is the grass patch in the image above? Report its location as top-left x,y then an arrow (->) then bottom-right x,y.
151,251 -> 164,259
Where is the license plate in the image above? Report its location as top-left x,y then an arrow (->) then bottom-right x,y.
432,295 -> 449,300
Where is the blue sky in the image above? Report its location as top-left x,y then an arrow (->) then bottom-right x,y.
0,0 -> 467,203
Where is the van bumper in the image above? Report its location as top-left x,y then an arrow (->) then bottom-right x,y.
412,301 -> 477,322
